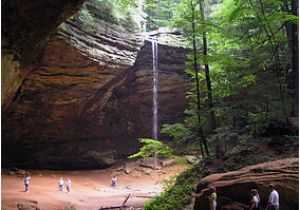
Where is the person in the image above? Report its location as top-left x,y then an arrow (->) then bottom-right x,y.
208,186 -> 217,210
66,178 -> 71,193
266,184 -> 279,210
249,189 -> 260,210
111,176 -> 117,187
24,176 -> 31,192
58,177 -> 64,192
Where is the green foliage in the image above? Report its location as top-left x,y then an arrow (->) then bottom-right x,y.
65,204 -> 76,210
161,123 -> 193,143
78,4 -> 94,23
128,138 -> 172,159
68,0 -> 142,31
176,0 -> 295,146
247,111 -> 268,135
144,168 -> 197,210
175,156 -> 190,166
144,0 -> 181,30
221,143 -> 272,171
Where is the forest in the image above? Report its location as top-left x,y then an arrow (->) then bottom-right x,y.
130,0 -> 299,209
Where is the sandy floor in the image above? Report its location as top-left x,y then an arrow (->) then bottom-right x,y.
2,161 -> 188,210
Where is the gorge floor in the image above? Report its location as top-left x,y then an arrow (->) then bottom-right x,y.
2,162 -> 188,210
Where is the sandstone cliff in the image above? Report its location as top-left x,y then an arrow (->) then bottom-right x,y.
2,0 -> 191,169
195,158 -> 299,210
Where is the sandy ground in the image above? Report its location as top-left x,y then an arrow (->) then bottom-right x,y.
2,161 -> 188,210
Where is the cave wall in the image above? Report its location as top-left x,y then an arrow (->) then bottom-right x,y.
2,0 -> 86,112
2,0 -> 191,169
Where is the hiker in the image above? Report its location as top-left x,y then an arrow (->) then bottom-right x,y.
24,176 -> 31,192
266,184 -> 279,210
58,177 -> 64,192
111,176 -> 117,187
208,186 -> 217,210
196,185 -> 217,210
66,178 -> 71,193
249,189 -> 260,210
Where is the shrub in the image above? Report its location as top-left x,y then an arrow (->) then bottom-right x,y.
144,168 -> 198,210
65,204 -> 76,210
128,138 -> 173,159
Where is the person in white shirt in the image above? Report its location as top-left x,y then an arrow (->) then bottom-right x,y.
58,177 -> 64,192
24,176 -> 31,192
66,178 -> 71,193
111,176 -> 117,187
266,184 -> 279,210
249,189 -> 260,210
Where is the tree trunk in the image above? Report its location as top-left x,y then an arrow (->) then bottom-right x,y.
283,0 -> 299,117
191,1 -> 206,157
199,0 -> 216,132
198,0 -> 214,155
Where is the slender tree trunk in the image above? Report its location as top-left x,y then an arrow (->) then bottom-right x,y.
290,0 -> 299,117
199,0 -> 217,132
198,0 -> 214,156
190,1 -> 207,157
283,0 -> 299,117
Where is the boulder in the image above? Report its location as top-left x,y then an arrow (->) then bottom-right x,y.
142,168 -> 152,175
194,158 -> 299,210
123,166 -> 133,174
185,155 -> 201,164
16,170 -> 26,177
17,200 -> 39,210
7,171 -> 15,176
160,159 -> 176,167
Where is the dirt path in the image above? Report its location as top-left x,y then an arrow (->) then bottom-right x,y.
2,161 -> 188,210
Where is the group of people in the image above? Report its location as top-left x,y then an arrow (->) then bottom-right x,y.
58,177 -> 72,193
24,175 -> 117,193
24,176 -> 71,193
203,184 -> 279,210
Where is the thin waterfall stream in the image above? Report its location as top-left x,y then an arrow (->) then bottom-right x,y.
152,40 -> 159,169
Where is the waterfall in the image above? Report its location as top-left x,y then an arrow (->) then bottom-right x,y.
152,41 -> 158,140
152,40 -> 159,170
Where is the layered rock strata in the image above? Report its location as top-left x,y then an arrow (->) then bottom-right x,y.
3,1 -> 190,169
194,158 -> 299,210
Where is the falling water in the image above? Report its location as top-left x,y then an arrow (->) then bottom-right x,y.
152,40 -> 158,169
152,40 -> 158,140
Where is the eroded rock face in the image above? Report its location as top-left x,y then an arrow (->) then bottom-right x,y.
2,0 -> 86,112
194,158 -> 299,210
2,0 -> 190,169
3,40 -> 190,169
2,0 -> 85,65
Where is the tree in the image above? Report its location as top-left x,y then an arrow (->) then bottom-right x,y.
199,0 -> 217,130
144,0 -> 181,30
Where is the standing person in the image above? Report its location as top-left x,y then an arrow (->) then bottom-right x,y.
24,176 -> 31,192
66,178 -> 71,193
58,177 -> 64,192
249,189 -> 260,210
111,176 -> 117,187
266,184 -> 279,210
208,186 -> 217,210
